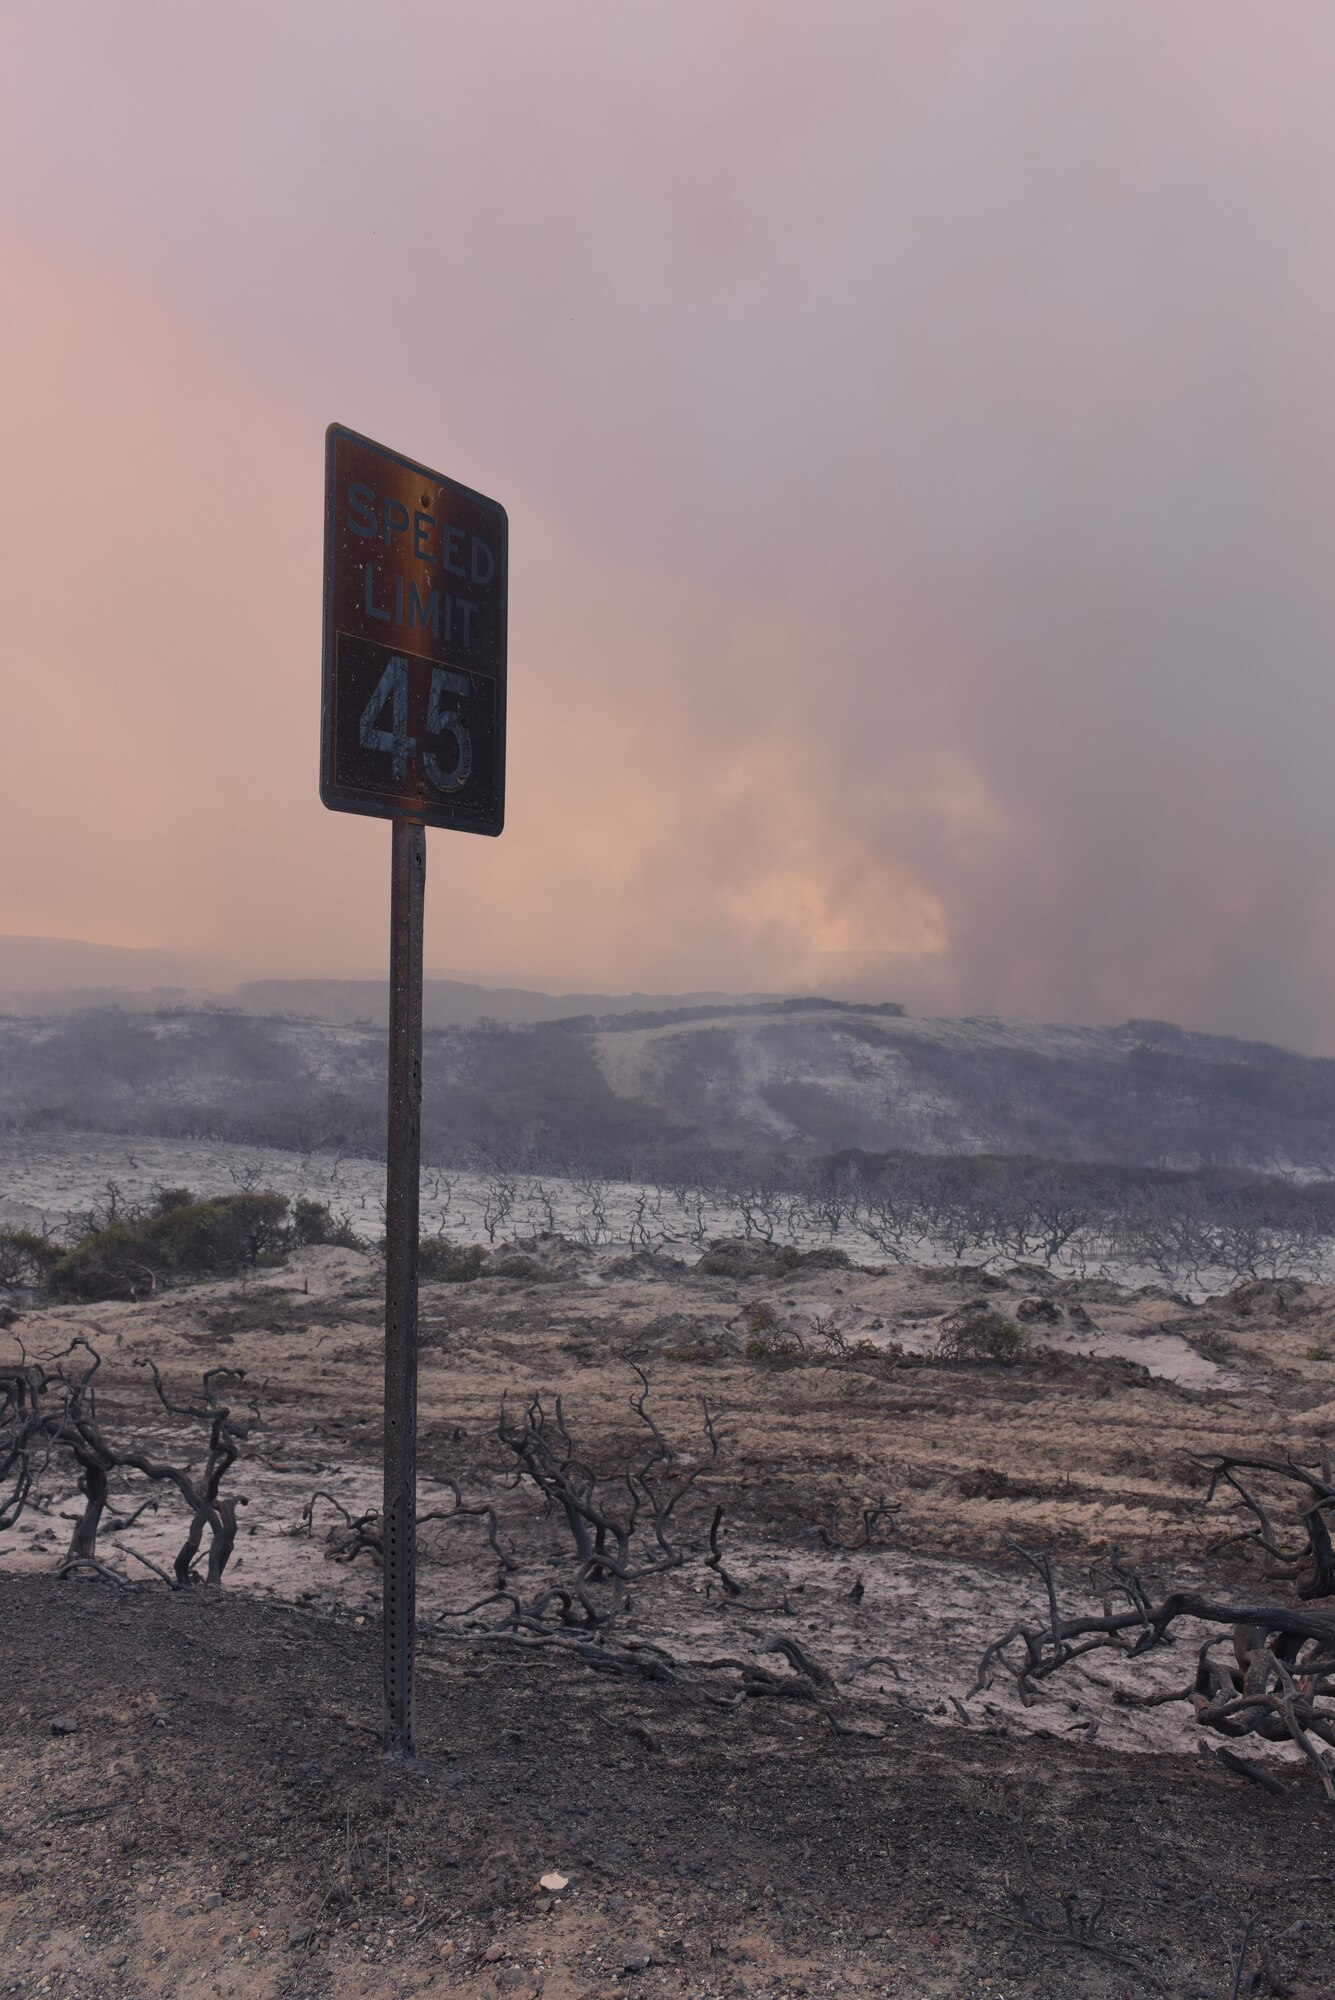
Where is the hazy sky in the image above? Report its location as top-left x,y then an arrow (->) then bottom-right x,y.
4,4 -> 1335,1046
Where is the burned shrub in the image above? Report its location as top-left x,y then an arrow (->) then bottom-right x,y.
739,1304 -> 898,1372
489,1253 -> 557,1282
697,1239 -> 798,1279
977,1451 -> 1335,1799
697,1237 -> 851,1280
1,1339 -> 256,1586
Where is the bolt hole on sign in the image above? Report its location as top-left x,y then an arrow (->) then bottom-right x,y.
321,424 -> 507,834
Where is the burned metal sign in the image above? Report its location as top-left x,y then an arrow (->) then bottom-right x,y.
318,422 -> 510,1753
321,424 -> 507,834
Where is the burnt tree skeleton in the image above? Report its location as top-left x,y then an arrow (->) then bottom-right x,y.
977,1453 -> 1335,1798
1,1338 -> 256,1587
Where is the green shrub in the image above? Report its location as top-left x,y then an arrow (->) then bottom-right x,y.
0,1228 -> 62,1290
417,1239 -> 487,1283
743,1333 -> 806,1362
741,1304 -> 805,1363
938,1308 -> 1031,1365
490,1254 -> 554,1281
291,1199 -> 360,1248
48,1220 -> 167,1300
47,1191 -> 295,1300
150,1192 -> 290,1271
154,1187 -> 197,1215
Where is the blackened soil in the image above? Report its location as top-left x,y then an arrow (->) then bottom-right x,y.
2,1575 -> 1335,2000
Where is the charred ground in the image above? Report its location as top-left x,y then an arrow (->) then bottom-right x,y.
4,1242 -> 1335,1998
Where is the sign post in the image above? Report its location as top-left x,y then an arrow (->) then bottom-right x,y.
321,424 -> 507,1755
382,816 -> 425,1756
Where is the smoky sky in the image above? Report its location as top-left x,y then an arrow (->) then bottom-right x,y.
3,3 -> 1335,1047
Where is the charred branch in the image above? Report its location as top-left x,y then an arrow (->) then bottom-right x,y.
428,1371 -> 842,1704
977,1456 -> 1335,1799
810,1495 -> 898,1553
0,1339 -> 256,1588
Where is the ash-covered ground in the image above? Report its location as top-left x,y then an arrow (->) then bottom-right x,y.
4,1232 -> 1335,1999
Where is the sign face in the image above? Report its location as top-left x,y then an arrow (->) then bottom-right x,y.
321,424 -> 507,834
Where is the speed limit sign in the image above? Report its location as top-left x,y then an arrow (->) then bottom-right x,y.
320,424 -> 507,834
319,423 -> 509,1758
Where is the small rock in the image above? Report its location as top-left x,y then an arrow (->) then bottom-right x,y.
49,1717 -> 79,1737
204,1893 -> 223,1910
287,1928 -> 313,1951
621,1941 -> 654,1971
539,1871 -> 569,1893
484,1940 -> 506,1963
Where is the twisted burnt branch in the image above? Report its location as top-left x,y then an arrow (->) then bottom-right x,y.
0,1339 -> 256,1586
487,1367 -> 718,1638
810,1494 -> 898,1553
1198,1450 -> 1335,1601
301,1480 -> 517,1576
1005,1885 -> 1162,1987
301,1490 -> 383,1564
703,1503 -> 793,1613
428,1372 -> 843,1705
977,1451 -> 1335,1798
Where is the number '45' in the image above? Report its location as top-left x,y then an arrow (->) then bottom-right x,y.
359,656 -> 472,793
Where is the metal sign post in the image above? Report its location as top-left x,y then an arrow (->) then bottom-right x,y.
382,817 -> 425,1754
321,424 -> 507,1756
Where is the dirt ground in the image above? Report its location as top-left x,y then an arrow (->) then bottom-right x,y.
4,1239 -> 1335,1998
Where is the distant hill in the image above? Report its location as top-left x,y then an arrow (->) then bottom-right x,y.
0,933 -> 229,1012
586,1003 -> 1335,1170
0,935 -> 778,1030
0,997 -> 1332,1175
0,935 -> 216,986
232,977 -> 780,1030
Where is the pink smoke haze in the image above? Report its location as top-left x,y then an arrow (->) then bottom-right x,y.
3,5 -> 1335,1045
